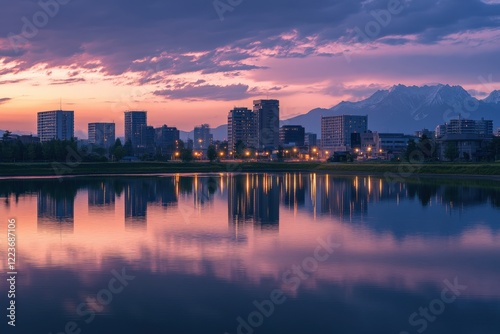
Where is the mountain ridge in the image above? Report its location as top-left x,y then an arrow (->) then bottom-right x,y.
281,84 -> 500,138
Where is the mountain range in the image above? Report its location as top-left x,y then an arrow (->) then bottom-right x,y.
182,84 -> 500,141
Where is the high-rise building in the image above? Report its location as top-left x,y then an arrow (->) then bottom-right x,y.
139,125 -> 155,154
321,115 -> 368,151
304,133 -> 318,147
155,125 -> 180,156
124,111 -> 147,149
194,124 -> 213,151
37,110 -> 74,142
88,123 -> 115,149
228,107 -> 258,151
254,99 -> 280,150
475,119 -> 494,135
279,125 -> 305,147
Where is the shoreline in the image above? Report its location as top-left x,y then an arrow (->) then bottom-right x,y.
1,162 -> 499,182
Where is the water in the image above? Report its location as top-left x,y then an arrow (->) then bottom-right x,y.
1,173 -> 499,334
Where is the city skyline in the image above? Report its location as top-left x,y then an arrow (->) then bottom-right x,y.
5,84 -> 500,140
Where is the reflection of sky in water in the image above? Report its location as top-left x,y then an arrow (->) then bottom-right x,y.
0,174 -> 499,334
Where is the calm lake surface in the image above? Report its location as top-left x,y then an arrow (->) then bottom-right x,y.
1,173 -> 499,334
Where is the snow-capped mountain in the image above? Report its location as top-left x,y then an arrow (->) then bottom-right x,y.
483,90 -> 500,104
282,84 -> 500,136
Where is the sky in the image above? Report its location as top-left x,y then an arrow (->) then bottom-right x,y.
1,0 -> 500,137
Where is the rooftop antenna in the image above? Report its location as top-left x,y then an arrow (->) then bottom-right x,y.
59,98 -> 62,111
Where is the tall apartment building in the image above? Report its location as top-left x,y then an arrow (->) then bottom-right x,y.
139,125 -> 155,154
155,125 -> 180,156
88,123 -> 115,149
304,133 -> 318,147
321,115 -> 368,151
124,111 -> 147,149
194,124 -> 213,151
253,100 -> 280,150
228,107 -> 258,151
37,110 -> 74,142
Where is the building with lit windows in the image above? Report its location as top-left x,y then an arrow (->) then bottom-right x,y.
37,110 -> 74,142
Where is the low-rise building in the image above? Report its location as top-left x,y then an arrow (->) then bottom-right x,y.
280,125 -> 305,147
437,133 -> 493,161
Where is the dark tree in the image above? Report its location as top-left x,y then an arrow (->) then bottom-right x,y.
181,148 -> 193,162
444,143 -> 459,161
207,145 -> 217,162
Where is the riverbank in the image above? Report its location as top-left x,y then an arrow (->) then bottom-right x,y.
0,161 -> 499,179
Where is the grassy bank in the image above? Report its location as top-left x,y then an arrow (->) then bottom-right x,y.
0,161 -> 499,178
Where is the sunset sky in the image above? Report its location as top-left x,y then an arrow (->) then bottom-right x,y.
1,0 -> 500,137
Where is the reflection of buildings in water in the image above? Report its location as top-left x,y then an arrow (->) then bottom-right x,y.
439,186 -> 496,211
299,175 -> 369,221
228,174 -> 279,230
37,192 -> 75,234
152,178 -> 178,207
318,175 -> 368,220
88,181 -> 115,211
124,180 -> 149,230
193,176 -> 217,207
123,178 -> 180,229
282,173 -> 306,209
